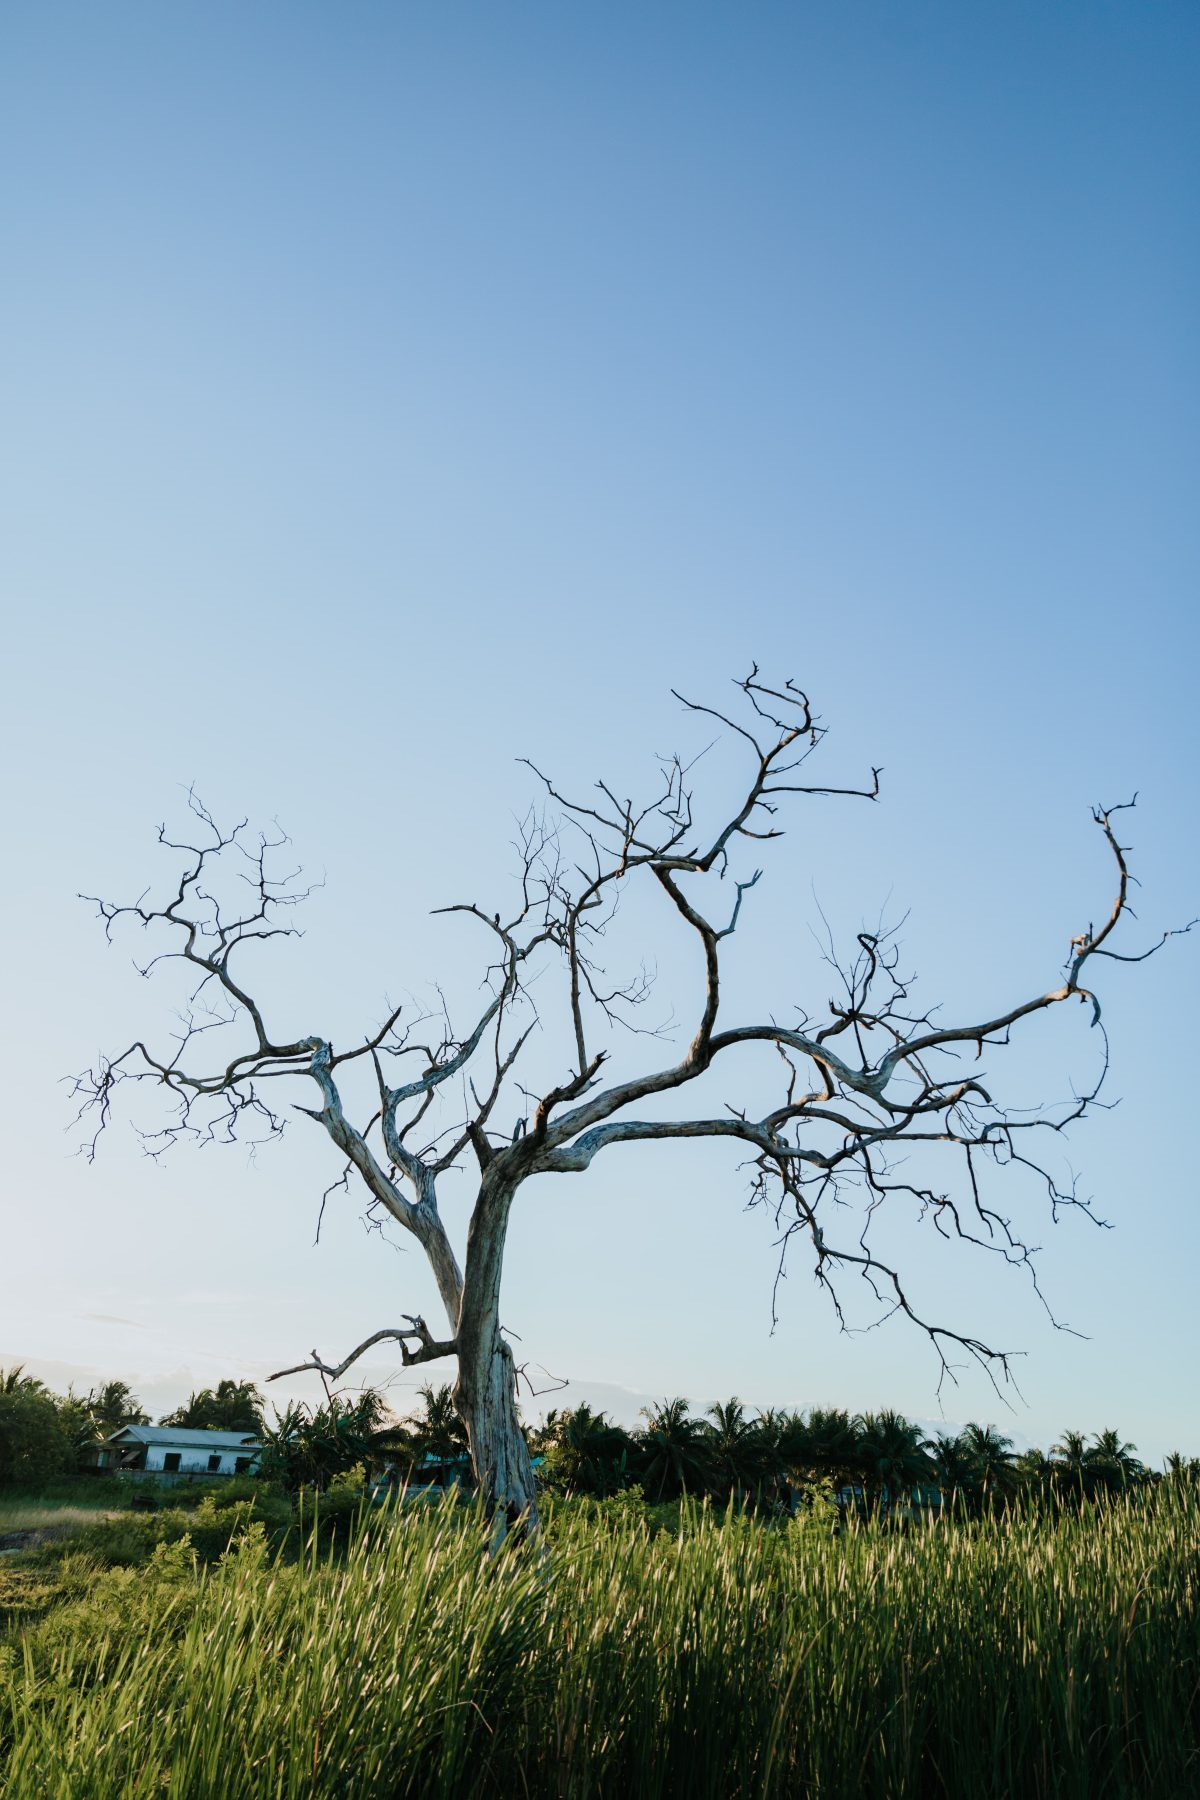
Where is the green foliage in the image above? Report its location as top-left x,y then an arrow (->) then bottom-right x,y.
0,1382 -> 72,1489
704,1397 -> 775,1503
406,1383 -> 468,1464
159,1380 -> 265,1434
531,1397 -> 1175,1521
1,1483 -> 1198,1796
852,1408 -> 934,1505
0,1372 -> 47,1401
85,1379 -> 149,1432
257,1391 -> 389,1492
542,1485 -> 651,1535
537,1404 -> 634,1498
637,1397 -> 716,1501
22,1487 -> 292,1578
1,1360 -> 1180,1527
295,1484 -> 373,1554
141,1474 -> 265,1511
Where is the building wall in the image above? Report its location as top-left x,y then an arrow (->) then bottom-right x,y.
143,1444 -> 257,1476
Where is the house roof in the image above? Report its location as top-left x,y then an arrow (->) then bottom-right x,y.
103,1426 -> 260,1450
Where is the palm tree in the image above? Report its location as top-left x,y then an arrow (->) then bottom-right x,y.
754,1408 -> 800,1509
86,1380 -> 150,1432
1015,1446 -> 1056,1502
706,1398 -> 772,1503
1050,1430 -> 1090,1496
926,1431 -> 979,1512
542,1405 -> 633,1497
1085,1429 -> 1143,1489
789,1407 -> 862,1493
159,1380 -> 265,1433
961,1423 -> 1018,1505
212,1379 -> 265,1432
0,1365 -> 47,1397
637,1399 -> 715,1501
855,1410 -> 933,1511
258,1388 -> 391,1491
526,1409 -> 562,1457
59,1379 -> 150,1449
407,1382 -> 469,1465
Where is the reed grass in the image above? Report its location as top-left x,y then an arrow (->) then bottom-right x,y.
1,1483 -> 1197,1797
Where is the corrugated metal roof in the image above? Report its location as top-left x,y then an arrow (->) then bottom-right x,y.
102,1426 -> 260,1449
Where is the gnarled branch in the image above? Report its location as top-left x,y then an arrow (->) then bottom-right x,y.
267,1318 -> 457,1385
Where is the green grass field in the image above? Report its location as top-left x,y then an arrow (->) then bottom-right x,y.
0,1499 -> 119,1535
1,1482 -> 1197,1798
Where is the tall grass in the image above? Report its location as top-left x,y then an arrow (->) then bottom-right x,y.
1,1483 -> 1197,1797
0,1502 -> 120,1535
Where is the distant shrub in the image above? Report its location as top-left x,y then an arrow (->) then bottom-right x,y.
117,1475 -> 267,1512
0,1392 -> 72,1487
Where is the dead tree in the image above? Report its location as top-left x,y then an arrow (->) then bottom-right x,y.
73,672 -> 1190,1532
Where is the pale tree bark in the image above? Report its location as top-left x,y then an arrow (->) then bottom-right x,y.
73,674 -> 1193,1535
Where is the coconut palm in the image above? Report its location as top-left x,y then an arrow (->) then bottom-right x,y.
160,1379 -> 265,1433
637,1399 -> 715,1501
1050,1430 -> 1090,1496
86,1380 -> 150,1432
258,1388 -> 391,1491
525,1409 -> 562,1456
0,1365 -> 47,1398
961,1423 -> 1018,1504
406,1382 -> 469,1465
541,1404 -> 633,1497
790,1407 -> 862,1492
753,1408 -> 802,1508
1085,1428 -> 1143,1489
855,1410 -> 932,1509
60,1379 -> 149,1449
1015,1446 -> 1056,1501
926,1431 -> 979,1511
706,1398 -> 772,1503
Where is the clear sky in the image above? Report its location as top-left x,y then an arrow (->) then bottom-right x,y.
2,2 -> 1196,1462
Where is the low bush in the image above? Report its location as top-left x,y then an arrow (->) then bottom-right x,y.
24,1486 -> 293,1575
113,1474 -> 265,1511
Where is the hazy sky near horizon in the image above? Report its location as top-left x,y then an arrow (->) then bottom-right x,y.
2,3 -> 1197,1461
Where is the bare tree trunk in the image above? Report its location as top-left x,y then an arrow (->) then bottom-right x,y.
455,1170 -> 539,1538
458,1332 -> 538,1538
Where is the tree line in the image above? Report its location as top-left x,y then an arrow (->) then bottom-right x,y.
3,1364 -> 1196,1509
522,1398 -> 1195,1513
353,1384 -> 1198,1514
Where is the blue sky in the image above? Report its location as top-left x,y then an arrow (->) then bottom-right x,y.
2,2 -> 1196,1460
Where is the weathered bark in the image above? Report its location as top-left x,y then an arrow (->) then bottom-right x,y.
454,1165 -> 539,1536
457,1333 -> 538,1538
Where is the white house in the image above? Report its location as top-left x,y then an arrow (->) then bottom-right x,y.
84,1425 -> 260,1479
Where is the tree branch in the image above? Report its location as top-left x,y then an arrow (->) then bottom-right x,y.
267,1318 -> 457,1385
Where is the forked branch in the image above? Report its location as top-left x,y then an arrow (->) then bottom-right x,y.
268,1317 -> 457,1385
